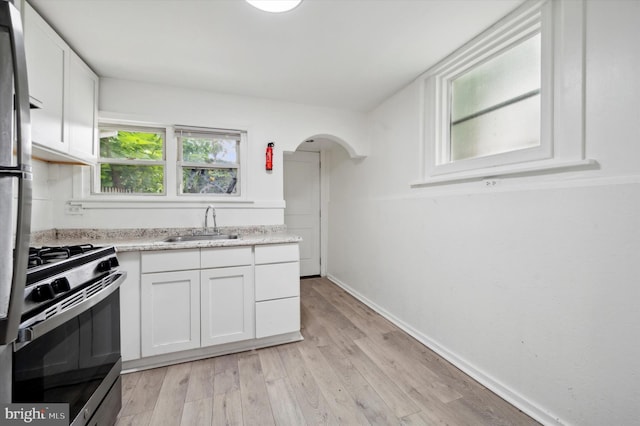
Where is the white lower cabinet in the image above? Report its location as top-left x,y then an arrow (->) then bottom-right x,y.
201,266 -> 254,346
118,252 -> 141,362
256,297 -> 300,338
124,243 -> 300,370
139,248 -> 254,357
254,244 -> 300,339
255,262 -> 300,301
141,270 -> 201,357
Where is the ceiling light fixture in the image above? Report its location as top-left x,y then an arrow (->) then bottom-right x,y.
246,0 -> 302,13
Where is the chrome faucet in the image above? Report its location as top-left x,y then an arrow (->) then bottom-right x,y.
204,205 -> 218,234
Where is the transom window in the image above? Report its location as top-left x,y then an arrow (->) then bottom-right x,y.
416,0 -> 590,186
449,33 -> 541,162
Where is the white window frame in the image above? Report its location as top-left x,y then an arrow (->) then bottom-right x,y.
414,0 -> 594,187
95,124 -> 167,195
79,120 -> 249,204
176,126 -> 244,197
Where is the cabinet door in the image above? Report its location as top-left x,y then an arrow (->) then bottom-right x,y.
141,249 -> 199,274
201,246 -> 252,269
255,262 -> 300,301
68,53 -> 98,162
118,252 -> 141,362
255,243 -> 299,265
255,297 -> 300,338
201,266 -> 254,347
141,270 -> 200,357
24,4 -> 67,152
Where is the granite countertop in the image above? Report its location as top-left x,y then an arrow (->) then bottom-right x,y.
31,226 -> 301,253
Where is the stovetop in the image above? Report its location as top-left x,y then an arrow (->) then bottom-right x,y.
26,245 -> 116,284
22,245 -> 120,321
28,244 -> 98,268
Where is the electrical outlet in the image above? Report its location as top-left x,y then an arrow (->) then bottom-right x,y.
483,179 -> 498,187
65,203 -> 83,215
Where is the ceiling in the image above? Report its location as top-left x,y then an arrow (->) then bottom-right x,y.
29,0 -> 524,113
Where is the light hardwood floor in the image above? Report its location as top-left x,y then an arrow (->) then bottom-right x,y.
116,277 -> 539,426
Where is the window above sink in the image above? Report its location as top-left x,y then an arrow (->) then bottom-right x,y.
177,127 -> 241,196
92,122 -> 247,200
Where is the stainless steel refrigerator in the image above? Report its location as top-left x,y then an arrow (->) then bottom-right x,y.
0,0 -> 32,405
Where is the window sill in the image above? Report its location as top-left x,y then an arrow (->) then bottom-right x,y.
410,158 -> 598,188
66,198 -> 285,210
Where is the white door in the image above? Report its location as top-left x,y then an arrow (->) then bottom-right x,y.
284,151 -> 320,276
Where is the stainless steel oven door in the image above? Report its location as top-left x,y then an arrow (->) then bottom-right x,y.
12,271 -> 125,426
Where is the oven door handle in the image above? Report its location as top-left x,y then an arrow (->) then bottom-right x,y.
15,271 -> 126,350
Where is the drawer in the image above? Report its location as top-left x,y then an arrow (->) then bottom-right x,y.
255,297 -> 300,338
254,243 -> 299,264
201,246 -> 252,269
255,262 -> 299,301
141,249 -> 199,273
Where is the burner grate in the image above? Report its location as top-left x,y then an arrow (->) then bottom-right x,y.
27,244 -> 96,268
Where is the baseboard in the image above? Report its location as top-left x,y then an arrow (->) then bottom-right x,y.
122,331 -> 303,373
326,274 -> 562,426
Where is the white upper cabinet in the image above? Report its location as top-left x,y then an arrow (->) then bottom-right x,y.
23,2 -> 99,164
24,3 -> 66,153
68,53 -> 98,161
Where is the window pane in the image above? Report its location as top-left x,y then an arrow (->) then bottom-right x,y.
449,33 -> 541,162
182,137 -> 238,164
182,168 -> 237,194
451,94 -> 540,161
451,33 -> 541,122
99,164 -> 164,194
99,130 -> 164,160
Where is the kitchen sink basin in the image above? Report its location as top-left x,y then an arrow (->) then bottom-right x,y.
163,234 -> 239,243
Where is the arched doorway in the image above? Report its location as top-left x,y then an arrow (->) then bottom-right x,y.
284,150 -> 321,276
284,135 -> 359,277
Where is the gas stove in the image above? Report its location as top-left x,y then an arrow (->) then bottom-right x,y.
12,244 -> 125,426
22,244 -> 120,326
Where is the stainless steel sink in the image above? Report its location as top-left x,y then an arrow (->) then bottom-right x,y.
163,234 -> 239,243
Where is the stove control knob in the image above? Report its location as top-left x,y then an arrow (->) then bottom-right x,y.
51,277 -> 71,294
97,260 -> 110,272
97,258 -> 117,273
31,284 -> 55,302
97,257 -> 119,273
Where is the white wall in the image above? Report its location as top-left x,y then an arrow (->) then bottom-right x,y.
326,1 -> 640,425
27,1 -> 639,423
37,78 -> 367,230
30,159 -> 53,232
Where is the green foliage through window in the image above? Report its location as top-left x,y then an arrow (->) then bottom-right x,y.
100,164 -> 164,194
178,131 -> 240,195
182,168 -> 237,194
96,126 -> 243,196
182,137 -> 237,164
99,129 -> 165,194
